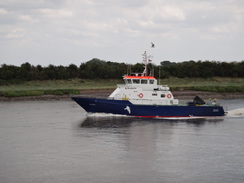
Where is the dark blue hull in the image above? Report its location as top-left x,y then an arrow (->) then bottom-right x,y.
72,97 -> 225,118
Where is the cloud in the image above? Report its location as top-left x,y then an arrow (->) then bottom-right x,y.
18,15 -> 38,23
0,8 -> 8,15
0,0 -> 244,66
6,28 -> 25,39
37,8 -> 73,18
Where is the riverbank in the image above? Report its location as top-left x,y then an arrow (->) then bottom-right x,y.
1,89 -> 244,101
1,77 -> 244,101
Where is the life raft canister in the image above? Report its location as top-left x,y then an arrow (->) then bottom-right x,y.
167,94 -> 172,98
138,93 -> 144,98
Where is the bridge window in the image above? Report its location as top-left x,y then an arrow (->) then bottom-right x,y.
133,79 -> 140,84
149,79 -> 154,84
161,94 -> 165,98
141,79 -> 148,84
126,79 -> 132,84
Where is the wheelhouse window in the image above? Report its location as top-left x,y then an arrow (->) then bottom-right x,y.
141,79 -> 148,84
149,79 -> 154,84
161,94 -> 165,98
133,79 -> 140,84
126,79 -> 132,84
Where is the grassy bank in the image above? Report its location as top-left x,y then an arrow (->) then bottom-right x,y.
161,77 -> 244,92
0,77 -> 244,98
0,79 -> 121,98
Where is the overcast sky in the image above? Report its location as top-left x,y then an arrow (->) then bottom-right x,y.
0,0 -> 244,66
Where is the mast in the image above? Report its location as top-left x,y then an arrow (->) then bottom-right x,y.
142,43 -> 155,76
142,51 -> 148,76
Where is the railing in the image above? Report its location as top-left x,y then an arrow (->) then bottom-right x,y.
178,99 -> 221,106
178,100 -> 190,105
70,95 -> 108,99
71,95 -> 221,106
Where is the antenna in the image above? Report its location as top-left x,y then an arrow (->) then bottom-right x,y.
127,64 -> 131,75
142,43 -> 156,76
149,42 -> 155,76
142,51 -> 148,76
159,67 -> 161,85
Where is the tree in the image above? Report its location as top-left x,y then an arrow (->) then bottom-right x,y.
67,64 -> 78,79
20,62 -> 32,80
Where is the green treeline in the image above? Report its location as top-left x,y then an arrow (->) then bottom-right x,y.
160,60 -> 244,78
0,58 -> 143,84
1,58 -> 244,85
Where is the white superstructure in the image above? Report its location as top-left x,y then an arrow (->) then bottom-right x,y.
109,74 -> 179,105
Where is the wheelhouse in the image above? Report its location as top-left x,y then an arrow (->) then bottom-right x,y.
123,75 -> 157,85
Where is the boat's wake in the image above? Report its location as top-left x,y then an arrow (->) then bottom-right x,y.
87,113 -> 130,118
226,108 -> 244,117
81,113 -> 134,128
86,113 -> 222,120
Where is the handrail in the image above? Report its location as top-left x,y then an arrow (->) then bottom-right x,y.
70,95 -> 108,100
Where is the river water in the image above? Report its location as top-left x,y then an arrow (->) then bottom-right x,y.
0,98 -> 244,183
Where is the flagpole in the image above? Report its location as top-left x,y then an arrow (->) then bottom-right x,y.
150,42 -> 155,77
159,67 -> 160,85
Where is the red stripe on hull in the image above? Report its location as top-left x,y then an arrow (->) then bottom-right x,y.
135,116 -> 190,118
134,115 -> 224,118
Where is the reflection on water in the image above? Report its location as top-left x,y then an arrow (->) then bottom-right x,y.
0,100 -> 244,183
80,115 -> 224,128
80,116 -> 134,128
76,114 -> 241,183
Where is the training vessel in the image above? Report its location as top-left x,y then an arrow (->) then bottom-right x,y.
72,51 -> 225,118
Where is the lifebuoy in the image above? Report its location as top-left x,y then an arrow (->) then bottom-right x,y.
167,94 -> 172,98
138,93 -> 143,98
